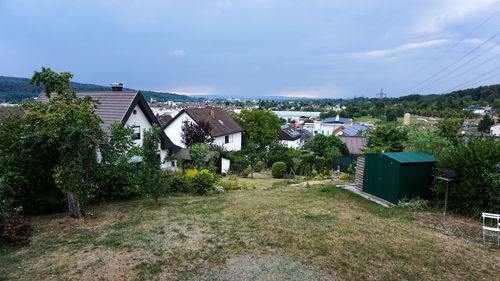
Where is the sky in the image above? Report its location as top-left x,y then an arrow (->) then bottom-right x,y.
2,0 -> 500,98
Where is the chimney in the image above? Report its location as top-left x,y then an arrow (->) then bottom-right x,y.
210,109 -> 215,118
111,83 -> 123,92
336,114 -> 339,121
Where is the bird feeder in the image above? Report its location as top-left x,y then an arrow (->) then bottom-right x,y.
437,168 -> 460,216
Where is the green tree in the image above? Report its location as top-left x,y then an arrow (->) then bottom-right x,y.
232,109 -> 281,149
365,124 -> 408,153
436,118 -> 462,145
141,125 -> 166,205
306,134 -> 349,158
23,67 -> 105,218
404,128 -> 453,160
478,114 -> 494,133
188,143 -> 219,172
242,141 -> 264,178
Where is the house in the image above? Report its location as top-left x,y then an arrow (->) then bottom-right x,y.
491,123 -> 500,136
162,108 -> 244,151
278,125 -> 302,148
304,115 -> 352,136
37,84 -> 180,169
297,128 -> 313,147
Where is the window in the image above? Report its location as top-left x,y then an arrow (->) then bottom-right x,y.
225,134 -> 233,144
131,126 -> 141,139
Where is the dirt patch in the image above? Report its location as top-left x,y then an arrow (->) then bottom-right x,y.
416,212 -> 483,243
194,254 -> 336,281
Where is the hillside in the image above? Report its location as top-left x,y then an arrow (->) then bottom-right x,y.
0,76 -> 195,103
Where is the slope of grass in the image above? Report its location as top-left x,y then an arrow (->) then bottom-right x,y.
1,183 -> 498,280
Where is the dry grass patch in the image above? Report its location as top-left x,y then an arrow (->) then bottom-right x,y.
1,183 -> 499,280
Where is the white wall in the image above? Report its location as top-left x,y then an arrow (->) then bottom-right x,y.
124,104 -> 171,168
221,157 -> 230,174
280,138 -> 301,149
213,132 -> 242,151
491,124 -> 500,136
163,112 -> 196,148
164,113 -> 242,151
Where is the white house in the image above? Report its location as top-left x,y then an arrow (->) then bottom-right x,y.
491,123 -> 500,136
163,108 -> 244,151
37,85 -> 180,169
303,115 -> 352,136
278,125 -> 302,149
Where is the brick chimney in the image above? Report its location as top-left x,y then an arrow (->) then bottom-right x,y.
111,83 -> 123,92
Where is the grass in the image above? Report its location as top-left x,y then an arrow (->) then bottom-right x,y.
1,181 -> 499,280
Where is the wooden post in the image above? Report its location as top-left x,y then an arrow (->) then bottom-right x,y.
67,190 -> 80,218
443,181 -> 449,216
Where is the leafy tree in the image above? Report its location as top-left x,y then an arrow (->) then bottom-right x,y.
436,118 -> 462,145
141,125 -> 166,205
365,124 -> 408,153
242,141 -> 264,178
188,143 -> 219,172
306,134 -> 349,158
95,123 -> 142,201
23,67 -> 105,218
232,109 -> 281,149
404,128 -> 453,160
478,114 -> 494,133
181,120 -> 213,147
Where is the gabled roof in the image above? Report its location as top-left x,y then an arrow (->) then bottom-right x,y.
332,125 -> 345,135
164,108 -> 244,137
323,116 -> 352,124
338,136 -> 367,155
278,125 -> 301,141
36,91 -> 180,152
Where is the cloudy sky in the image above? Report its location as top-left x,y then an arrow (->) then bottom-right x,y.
1,0 -> 500,98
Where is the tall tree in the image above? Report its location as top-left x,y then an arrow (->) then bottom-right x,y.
181,120 -> 213,147
306,134 -> 349,158
141,125 -> 166,205
436,118 -> 462,145
365,124 -> 408,153
23,67 -> 105,218
478,114 -> 494,133
232,109 -> 281,149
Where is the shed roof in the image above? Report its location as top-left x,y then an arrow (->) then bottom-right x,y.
383,152 -> 437,164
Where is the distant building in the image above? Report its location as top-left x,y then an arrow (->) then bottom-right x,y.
340,124 -> 368,136
491,123 -> 500,136
278,125 -> 302,149
163,108 -> 244,151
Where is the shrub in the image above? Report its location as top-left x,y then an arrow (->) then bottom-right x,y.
397,198 -> 428,211
168,172 -> 188,192
432,137 -> 500,217
271,162 -> 287,178
253,161 -> 263,172
242,167 -> 251,177
221,175 -> 243,190
191,170 -> 215,194
1,211 -> 32,243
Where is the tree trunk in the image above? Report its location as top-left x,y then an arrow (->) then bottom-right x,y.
251,167 -> 254,178
67,190 -> 80,218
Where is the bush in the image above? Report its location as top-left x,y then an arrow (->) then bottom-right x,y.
397,198 -> 428,211
271,162 -> 287,178
168,172 -> 188,192
191,170 -> 215,194
1,211 -> 32,243
253,161 -> 263,172
242,167 -> 251,177
432,138 -> 500,217
221,175 -> 243,190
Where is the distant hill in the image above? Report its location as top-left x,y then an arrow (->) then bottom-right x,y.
0,76 -> 195,103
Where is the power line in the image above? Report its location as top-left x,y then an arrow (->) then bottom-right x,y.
444,64 -> 500,93
415,39 -> 500,92
408,7 -> 500,79
416,50 -> 500,92
403,30 -> 500,95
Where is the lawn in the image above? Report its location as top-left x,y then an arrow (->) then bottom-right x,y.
1,181 -> 498,280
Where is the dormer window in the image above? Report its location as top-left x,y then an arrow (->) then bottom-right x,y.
131,126 -> 141,140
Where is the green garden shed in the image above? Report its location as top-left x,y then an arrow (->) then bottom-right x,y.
362,152 -> 437,204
